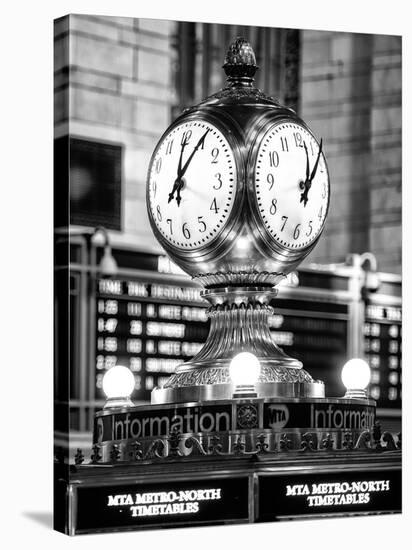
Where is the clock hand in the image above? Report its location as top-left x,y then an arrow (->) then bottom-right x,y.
168,139 -> 189,203
176,184 -> 183,207
303,141 -> 310,182
179,129 -> 210,179
173,129 -> 210,207
300,141 -> 311,207
309,138 -> 323,183
300,138 -> 323,207
168,178 -> 181,203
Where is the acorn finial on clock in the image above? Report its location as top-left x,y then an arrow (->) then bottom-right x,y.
223,37 -> 258,80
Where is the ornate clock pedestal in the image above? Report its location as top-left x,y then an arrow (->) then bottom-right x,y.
153,287 -> 324,404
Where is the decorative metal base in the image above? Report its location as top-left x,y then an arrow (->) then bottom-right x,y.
92,396 -> 376,463
153,287 -> 322,404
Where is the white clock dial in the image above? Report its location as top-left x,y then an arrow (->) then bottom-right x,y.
148,120 -> 236,250
255,121 -> 329,250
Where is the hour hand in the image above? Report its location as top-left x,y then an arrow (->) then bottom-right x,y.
300,186 -> 309,207
168,140 -> 188,202
168,178 -> 180,203
176,184 -> 182,206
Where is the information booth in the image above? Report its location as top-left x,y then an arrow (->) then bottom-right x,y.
54,235 -> 401,454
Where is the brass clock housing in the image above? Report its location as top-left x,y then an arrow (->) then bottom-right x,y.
146,38 -> 330,403
147,89 -> 329,290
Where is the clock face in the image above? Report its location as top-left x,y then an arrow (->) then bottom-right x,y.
147,120 -> 237,250
254,121 -> 329,250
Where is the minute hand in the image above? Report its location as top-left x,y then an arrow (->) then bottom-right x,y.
179,129 -> 210,178
309,138 -> 323,182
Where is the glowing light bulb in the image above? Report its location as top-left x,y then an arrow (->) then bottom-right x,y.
341,358 -> 371,399
229,352 -> 261,390
102,365 -> 135,408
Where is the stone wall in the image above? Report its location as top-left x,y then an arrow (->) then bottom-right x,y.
54,14 -> 175,249
301,31 -> 401,273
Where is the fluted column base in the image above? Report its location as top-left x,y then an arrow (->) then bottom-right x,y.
152,287 -> 324,404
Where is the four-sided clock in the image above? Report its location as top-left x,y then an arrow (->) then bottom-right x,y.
147,110 -> 330,285
146,37 -> 331,403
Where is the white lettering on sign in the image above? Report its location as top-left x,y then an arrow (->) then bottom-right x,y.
127,282 -> 149,298
267,404 -> 290,429
146,358 -> 180,373
285,480 -> 390,507
146,322 -> 185,338
127,339 -> 142,353
269,314 -> 284,329
127,302 -> 141,316
310,404 -> 374,430
271,331 -> 294,346
151,284 -> 201,303
158,304 -> 182,320
129,320 -> 143,335
182,307 -> 207,322
107,488 -> 222,518
98,299 -> 118,314
99,280 -> 122,295
109,409 -> 231,441
366,305 -> 401,322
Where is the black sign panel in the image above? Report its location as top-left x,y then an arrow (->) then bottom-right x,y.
75,477 -> 249,532
263,402 -> 375,431
268,300 -> 348,397
258,469 -> 401,520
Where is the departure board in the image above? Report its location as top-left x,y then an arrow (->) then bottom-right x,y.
364,302 -> 402,408
94,276 -> 349,402
268,300 -> 348,397
95,278 -> 208,402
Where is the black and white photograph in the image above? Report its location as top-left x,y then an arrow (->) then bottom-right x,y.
53,13 -> 402,535
1,1 -> 409,548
